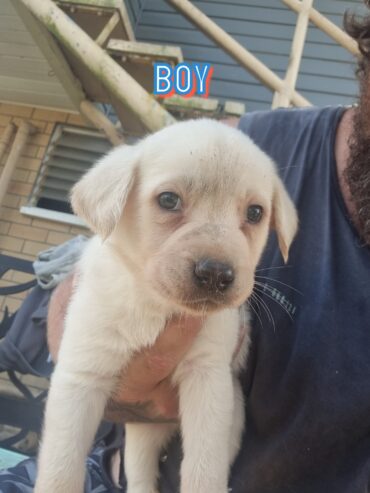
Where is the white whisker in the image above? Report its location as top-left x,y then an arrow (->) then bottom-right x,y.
247,296 -> 263,328
251,291 -> 276,333
255,275 -> 303,295
255,265 -> 291,273
254,285 -> 293,322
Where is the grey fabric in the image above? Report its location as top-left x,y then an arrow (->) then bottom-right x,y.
0,285 -> 52,377
33,235 -> 88,290
0,424 -> 124,492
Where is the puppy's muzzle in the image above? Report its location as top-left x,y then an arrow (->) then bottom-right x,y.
194,258 -> 235,292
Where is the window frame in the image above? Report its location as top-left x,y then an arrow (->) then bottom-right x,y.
22,123 -> 112,227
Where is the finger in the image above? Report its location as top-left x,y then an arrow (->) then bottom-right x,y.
116,314 -> 203,397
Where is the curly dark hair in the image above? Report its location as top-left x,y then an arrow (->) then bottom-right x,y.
344,7 -> 370,78
343,4 -> 370,245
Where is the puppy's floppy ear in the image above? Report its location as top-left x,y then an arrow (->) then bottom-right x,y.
71,145 -> 139,238
271,177 -> 298,263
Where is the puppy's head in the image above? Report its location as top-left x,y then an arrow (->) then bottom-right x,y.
71,119 -> 297,314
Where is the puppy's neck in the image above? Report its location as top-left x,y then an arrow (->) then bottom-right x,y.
103,238 -> 176,317
105,239 -> 141,277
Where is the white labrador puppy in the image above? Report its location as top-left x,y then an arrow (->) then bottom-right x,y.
35,119 -> 297,493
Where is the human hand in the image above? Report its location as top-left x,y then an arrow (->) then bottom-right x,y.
104,315 -> 203,423
47,274 -> 203,423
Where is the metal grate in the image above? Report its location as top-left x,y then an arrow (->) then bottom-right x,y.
27,124 -> 112,214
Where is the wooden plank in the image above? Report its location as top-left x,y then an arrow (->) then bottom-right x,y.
177,0 -> 288,6
95,11 -> 120,46
301,43 -> 355,62
317,0 -> 364,17
0,91 -> 75,111
210,78 -> 276,103
0,76 -> 65,94
157,0 -> 364,16
56,0 -> 117,8
223,100 -> 245,116
162,95 -> 219,112
56,0 -> 135,40
137,25 -> 356,63
0,0 -> 19,15
0,30 -> 41,45
209,79 -> 356,112
131,0 -> 359,112
0,41 -> 41,58
306,24 -> 355,46
298,90 -> 355,107
160,96 -> 245,117
300,57 -> 355,79
178,0 -> 289,7
155,0 -> 298,24
13,0 -> 85,111
210,69 -> 357,103
296,73 -> 358,95
0,57 -> 57,80
13,0 -> 122,143
136,25 -> 295,54
125,0 -> 143,26
20,374 -> 49,392
283,0 -> 360,56
107,39 -> 183,63
0,121 -> 37,208
0,15 -> 26,31
182,45 -> 290,72
182,51 -> 354,83
273,0 -> 314,108
117,0 -> 135,41
0,376 -> 23,398
139,12 -> 296,40
138,5 -> 358,55
20,0 -> 175,131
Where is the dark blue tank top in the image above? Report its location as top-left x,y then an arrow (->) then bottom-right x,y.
236,106 -> 370,493
159,106 -> 370,493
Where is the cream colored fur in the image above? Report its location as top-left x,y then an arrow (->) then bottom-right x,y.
34,119 -> 297,493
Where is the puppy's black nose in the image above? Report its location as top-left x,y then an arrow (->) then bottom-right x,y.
194,259 -> 234,291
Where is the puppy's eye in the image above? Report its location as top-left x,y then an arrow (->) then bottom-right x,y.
158,192 -> 182,211
246,204 -> 263,224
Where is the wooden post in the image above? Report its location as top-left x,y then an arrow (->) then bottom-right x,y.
19,0 -> 176,132
79,100 -> 125,146
283,0 -> 360,57
0,123 -> 16,165
165,0 -> 311,107
0,122 -> 37,208
95,11 -> 120,47
272,0 -> 314,108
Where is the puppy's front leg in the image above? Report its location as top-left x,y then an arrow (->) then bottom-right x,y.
35,367 -> 114,493
125,422 -> 177,493
178,365 -> 234,493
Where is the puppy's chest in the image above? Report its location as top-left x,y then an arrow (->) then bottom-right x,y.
172,308 -> 242,384
115,305 -> 167,351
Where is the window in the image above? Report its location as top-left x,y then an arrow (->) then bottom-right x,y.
21,124 -> 112,226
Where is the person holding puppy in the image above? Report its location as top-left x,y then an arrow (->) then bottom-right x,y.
1,8 -> 370,493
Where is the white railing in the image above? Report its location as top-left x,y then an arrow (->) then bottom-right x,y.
166,0 -> 360,109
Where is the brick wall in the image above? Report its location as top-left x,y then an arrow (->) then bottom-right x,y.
0,103 -> 91,314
